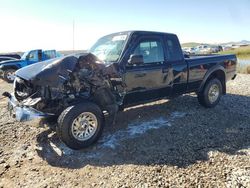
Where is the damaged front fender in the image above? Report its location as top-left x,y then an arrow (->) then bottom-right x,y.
13,53 -> 126,120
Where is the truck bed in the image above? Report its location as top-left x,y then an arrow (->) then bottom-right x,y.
184,54 -> 237,91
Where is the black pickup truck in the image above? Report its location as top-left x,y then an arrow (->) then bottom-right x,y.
3,31 -> 237,149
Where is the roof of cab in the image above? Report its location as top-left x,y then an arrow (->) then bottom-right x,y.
102,30 -> 176,37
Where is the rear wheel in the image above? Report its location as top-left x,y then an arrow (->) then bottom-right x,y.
57,102 -> 104,150
197,78 -> 222,108
3,69 -> 16,83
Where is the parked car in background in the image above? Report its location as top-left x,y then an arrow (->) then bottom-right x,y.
0,49 -> 58,82
182,47 -> 197,55
196,45 -> 212,54
0,54 -> 21,59
222,46 -> 233,51
0,56 -> 17,62
209,45 -> 223,53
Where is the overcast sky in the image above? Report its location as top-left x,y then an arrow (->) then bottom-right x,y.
0,0 -> 250,52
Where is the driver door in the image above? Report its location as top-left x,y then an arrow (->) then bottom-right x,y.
123,36 -> 172,105
26,50 -> 41,65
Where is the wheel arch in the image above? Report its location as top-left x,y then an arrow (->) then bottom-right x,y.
1,64 -> 20,71
199,65 -> 226,94
57,100 -> 105,150
59,98 -> 103,115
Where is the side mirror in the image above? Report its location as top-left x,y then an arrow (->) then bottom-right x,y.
128,54 -> 144,65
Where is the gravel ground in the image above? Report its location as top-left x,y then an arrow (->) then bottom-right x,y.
0,74 -> 249,188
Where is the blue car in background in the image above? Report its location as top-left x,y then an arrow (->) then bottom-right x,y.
0,49 -> 61,82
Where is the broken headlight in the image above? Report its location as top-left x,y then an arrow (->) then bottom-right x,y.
14,77 -> 34,101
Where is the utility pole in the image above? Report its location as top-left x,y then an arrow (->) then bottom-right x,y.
73,20 -> 75,53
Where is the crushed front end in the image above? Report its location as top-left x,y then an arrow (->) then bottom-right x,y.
4,53 -> 125,123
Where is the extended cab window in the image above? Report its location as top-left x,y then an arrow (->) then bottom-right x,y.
165,35 -> 183,61
133,40 -> 164,64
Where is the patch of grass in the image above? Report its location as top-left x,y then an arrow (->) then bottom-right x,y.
237,64 -> 250,74
218,46 -> 250,74
219,46 -> 250,59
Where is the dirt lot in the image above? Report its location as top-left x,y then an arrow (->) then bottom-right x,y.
0,74 -> 249,188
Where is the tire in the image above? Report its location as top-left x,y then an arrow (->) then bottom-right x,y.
57,102 -> 104,150
3,69 -> 16,83
197,78 -> 222,108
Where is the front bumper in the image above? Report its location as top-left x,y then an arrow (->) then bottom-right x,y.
6,92 -> 53,122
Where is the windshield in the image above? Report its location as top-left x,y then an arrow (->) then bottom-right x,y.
21,51 -> 30,60
89,33 -> 127,63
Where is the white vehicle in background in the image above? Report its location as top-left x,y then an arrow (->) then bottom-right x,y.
210,45 -> 223,53
182,47 -> 197,55
196,45 -> 212,54
196,45 -> 222,54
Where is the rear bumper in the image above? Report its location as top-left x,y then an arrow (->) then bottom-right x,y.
6,92 -> 53,122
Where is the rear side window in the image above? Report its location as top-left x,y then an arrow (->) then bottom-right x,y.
44,50 -> 56,59
165,35 -> 183,61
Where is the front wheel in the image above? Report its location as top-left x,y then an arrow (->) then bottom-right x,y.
197,78 -> 222,108
3,69 -> 16,83
57,102 -> 104,150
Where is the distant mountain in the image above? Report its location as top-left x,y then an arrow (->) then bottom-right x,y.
220,40 -> 250,45
240,40 -> 250,44
182,40 -> 250,47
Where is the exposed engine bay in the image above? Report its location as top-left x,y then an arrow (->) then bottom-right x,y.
13,53 -> 126,118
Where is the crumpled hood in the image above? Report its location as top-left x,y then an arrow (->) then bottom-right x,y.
0,59 -> 25,66
15,55 -> 79,86
15,53 -> 106,87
